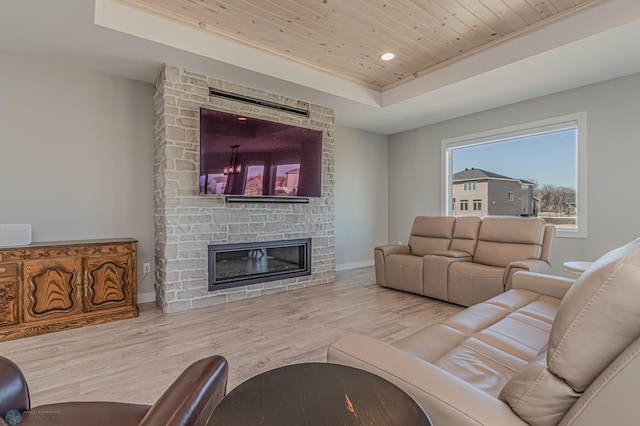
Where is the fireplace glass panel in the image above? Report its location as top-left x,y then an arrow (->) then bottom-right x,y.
208,239 -> 311,290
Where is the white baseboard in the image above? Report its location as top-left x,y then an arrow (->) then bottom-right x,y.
336,259 -> 374,271
138,291 -> 156,304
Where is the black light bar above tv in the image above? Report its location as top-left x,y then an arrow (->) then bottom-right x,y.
225,196 -> 310,204
209,88 -> 310,117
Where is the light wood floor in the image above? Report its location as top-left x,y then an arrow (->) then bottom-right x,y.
0,267 -> 461,407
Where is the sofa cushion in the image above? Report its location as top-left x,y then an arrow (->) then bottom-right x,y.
386,254 -> 423,294
448,262 -> 505,306
394,289 -> 560,397
474,217 -> 545,267
499,353 -> 580,426
408,216 -> 456,256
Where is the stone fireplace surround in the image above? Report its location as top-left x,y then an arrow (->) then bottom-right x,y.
153,65 -> 336,313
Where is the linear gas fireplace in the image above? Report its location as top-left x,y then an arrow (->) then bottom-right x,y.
208,238 -> 312,291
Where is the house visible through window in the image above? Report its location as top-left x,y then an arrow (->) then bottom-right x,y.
442,113 -> 587,238
199,173 -> 227,195
244,165 -> 265,195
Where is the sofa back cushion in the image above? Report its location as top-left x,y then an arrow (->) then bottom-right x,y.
449,216 -> 482,254
499,237 -> 640,426
540,225 -> 556,263
408,216 -> 455,256
473,217 -> 545,267
499,352 -> 580,426
548,237 -> 640,392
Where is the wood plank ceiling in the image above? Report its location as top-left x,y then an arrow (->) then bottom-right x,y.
116,0 -> 605,90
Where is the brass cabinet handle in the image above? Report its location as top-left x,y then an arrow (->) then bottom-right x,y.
0,268 -> 5,273
76,272 -> 82,299
84,270 -> 88,297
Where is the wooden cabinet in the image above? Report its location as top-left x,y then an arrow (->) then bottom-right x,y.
0,238 -> 138,341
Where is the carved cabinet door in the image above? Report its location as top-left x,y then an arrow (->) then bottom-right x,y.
84,254 -> 133,312
0,263 -> 19,326
22,258 -> 84,322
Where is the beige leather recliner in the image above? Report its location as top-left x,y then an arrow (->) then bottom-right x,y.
329,237 -> 640,425
446,216 -> 555,306
376,215 -> 555,306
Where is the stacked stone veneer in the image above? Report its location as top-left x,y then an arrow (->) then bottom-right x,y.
153,65 -> 336,313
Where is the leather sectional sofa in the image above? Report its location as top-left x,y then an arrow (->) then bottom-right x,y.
329,238 -> 640,426
375,215 -> 555,306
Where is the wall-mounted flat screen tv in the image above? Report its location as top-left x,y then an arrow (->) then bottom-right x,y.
199,108 -> 323,197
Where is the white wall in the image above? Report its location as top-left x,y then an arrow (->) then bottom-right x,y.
335,125 -> 388,269
0,51 -> 156,298
388,72 -> 640,276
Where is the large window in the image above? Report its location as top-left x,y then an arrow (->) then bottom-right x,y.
442,113 -> 587,238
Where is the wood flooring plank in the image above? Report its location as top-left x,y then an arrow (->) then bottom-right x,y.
0,267 -> 461,407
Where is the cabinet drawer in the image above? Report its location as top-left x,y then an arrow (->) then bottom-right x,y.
0,263 -> 18,279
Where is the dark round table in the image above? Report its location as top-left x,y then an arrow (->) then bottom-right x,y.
208,362 -> 432,425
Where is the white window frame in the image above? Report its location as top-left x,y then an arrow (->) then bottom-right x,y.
441,113 -> 587,239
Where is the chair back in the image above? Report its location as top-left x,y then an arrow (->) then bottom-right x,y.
0,356 -> 30,417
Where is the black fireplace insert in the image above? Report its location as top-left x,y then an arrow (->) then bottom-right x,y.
208,238 -> 311,290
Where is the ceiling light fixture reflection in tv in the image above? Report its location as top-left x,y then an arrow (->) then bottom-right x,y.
199,108 -> 323,198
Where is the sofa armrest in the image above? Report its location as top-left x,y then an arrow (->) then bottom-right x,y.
140,355 -> 228,426
511,271 -> 575,299
328,334 -> 527,426
374,245 -> 411,286
432,250 -> 472,259
509,259 -> 551,273
504,259 -> 552,290
375,244 -> 410,257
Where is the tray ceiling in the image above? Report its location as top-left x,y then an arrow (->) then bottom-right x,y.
116,0 -> 605,90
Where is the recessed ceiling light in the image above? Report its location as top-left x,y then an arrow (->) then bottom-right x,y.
380,52 -> 395,61
238,117 -> 247,121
